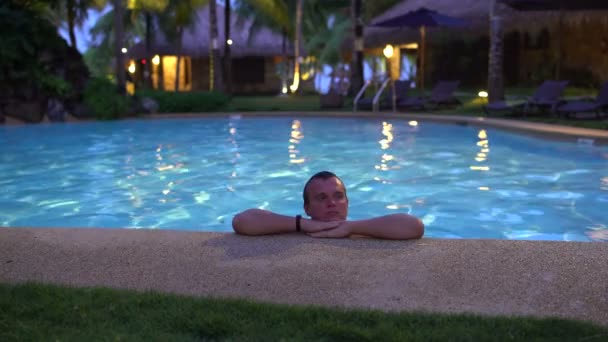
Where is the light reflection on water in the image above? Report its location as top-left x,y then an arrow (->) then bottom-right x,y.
0,117 -> 607,242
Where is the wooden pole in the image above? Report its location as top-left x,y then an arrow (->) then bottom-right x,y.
420,26 -> 426,94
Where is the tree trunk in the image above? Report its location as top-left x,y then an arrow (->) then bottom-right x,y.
224,0 -> 232,94
290,0 -> 302,94
209,0 -> 223,92
175,27 -> 183,91
113,0 -> 126,95
350,0 -> 364,95
67,0 -> 77,50
144,12 -> 153,89
282,29 -> 288,94
488,0 -> 505,103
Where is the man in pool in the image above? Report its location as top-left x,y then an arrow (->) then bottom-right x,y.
232,171 -> 424,240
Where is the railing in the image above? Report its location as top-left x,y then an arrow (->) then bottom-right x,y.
372,78 -> 392,113
353,79 -> 372,112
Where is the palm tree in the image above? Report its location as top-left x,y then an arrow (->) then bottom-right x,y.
289,0 -> 302,93
129,0 -> 170,89
113,0 -> 126,95
350,0 -> 363,95
488,0 -> 505,102
48,0 -> 99,51
209,0 -> 223,92
224,0 -> 232,94
157,0 -> 203,91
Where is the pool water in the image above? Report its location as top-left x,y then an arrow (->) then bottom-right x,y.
1,117 -> 607,241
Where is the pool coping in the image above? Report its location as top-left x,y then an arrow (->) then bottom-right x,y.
145,111 -> 608,145
1,227 -> 607,327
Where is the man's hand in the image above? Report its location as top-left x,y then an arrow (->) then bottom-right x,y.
307,221 -> 352,238
300,218 -> 343,234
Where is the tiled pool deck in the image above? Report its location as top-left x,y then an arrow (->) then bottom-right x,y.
1,113 -> 607,327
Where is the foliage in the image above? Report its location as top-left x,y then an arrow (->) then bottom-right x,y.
136,89 -> 230,112
2,283 -> 607,341
363,0 -> 402,22
83,77 -> 128,119
0,2 -> 74,99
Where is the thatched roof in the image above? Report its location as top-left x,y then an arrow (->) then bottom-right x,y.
129,3 -> 296,58
364,0 -> 608,48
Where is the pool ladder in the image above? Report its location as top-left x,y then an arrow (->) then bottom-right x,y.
353,77 -> 397,113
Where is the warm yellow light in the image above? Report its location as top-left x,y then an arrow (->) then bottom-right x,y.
476,140 -> 488,147
478,91 -> 488,98
408,120 -> 418,126
227,39 -> 233,45
470,166 -> 490,171
478,186 -> 490,191
301,71 -> 311,81
128,62 -> 136,74
121,47 -> 128,54
281,86 -> 288,94
152,55 -> 160,65
404,43 -> 418,49
379,121 -> 394,150
290,72 -> 300,92
383,44 -> 394,59
478,130 -> 487,139
481,148 -> 490,153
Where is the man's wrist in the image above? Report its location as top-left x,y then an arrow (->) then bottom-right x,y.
295,215 -> 302,232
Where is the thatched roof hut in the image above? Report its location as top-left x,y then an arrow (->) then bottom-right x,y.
129,3 -> 297,58
364,0 -> 608,48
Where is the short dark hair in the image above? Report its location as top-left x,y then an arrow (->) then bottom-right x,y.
302,171 -> 346,205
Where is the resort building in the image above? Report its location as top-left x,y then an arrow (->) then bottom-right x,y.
127,3 -> 298,94
364,0 -> 608,88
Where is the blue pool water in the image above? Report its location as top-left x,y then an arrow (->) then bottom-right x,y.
1,117 -> 607,241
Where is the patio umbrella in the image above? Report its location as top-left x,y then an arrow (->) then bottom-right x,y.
372,7 -> 468,93
501,0 -> 608,79
501,0 -> 608,11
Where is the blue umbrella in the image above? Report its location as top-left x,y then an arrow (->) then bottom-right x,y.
373,7 -> 468,92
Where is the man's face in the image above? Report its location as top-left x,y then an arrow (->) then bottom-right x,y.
304,177 -> 348,221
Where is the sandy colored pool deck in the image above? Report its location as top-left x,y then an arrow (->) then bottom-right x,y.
1,227 -> 607,327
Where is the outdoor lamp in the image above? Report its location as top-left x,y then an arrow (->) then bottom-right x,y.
383,44 -> 394,59
152,55 -> 160,65
128,61 -> 136,74
227,39 -> 233,45
478,91 -> 488,98
121,47 -> 128,54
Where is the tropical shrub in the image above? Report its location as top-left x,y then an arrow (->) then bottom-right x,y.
83,77 -> 128,120
136,90 -> 230,113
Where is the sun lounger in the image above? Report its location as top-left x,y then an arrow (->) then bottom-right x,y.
557,81 -> 608,119
484,80 -> 569,116
397,80 -> 461,110
320,88 -> 344,109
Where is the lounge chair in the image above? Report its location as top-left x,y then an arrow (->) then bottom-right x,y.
556,81 -> 608,119
357,80 -> 410,111
484,80 -> 569,116
319,87 -> 344,109
397,81 -> 461,110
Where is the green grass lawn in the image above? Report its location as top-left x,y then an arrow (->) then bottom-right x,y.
1,283 -> 607,341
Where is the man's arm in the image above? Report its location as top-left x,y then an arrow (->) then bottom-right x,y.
307,213 -> 424,240
232,208 -> 340,236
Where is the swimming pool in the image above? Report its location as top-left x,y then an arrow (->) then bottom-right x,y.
1,116 -> 607,241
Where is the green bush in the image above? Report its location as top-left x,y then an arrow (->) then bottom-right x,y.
83,77 -> 128,120
136,89 -> 230,113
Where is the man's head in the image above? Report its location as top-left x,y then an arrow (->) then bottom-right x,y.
302,171 -> 348,221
